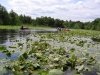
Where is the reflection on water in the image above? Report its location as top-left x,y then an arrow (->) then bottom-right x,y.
0,29 -> 57,44
0,29 -> 18,44
0,29 -> 57,59
0,29 -> 56,60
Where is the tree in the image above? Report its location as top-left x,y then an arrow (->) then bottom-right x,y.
54,19 -> 64,27
92,18 -> 100,30
74,21 -> 84,29
9,10 -> 20,25
0,4 -> 10,25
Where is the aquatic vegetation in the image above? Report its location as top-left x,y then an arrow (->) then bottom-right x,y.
0,29 -> 100,75
0,46 -> 6,51
48,69 -> 64,75
0,46 -> 12,57
76,40 -> 86,47
91,37 -> 100,42
9,46 -> 16,48
4,40 -> 97,75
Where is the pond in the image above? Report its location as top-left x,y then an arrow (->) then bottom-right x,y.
0,29 -> 100,75
0,29 -> 57,44
0,29 -> 58,59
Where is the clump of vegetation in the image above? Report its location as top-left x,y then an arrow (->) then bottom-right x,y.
0,46 -> 12,57
4,41 -> 97,75
76,40 -> 86,47
91,37 -> 100,42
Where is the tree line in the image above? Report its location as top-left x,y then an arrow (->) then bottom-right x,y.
0,4 -> 100,30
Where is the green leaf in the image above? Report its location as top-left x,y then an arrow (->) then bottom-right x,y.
75,65 -> 84,72
48,69 -> 64,75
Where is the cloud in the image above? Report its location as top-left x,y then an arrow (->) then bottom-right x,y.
6,0 -> 100,22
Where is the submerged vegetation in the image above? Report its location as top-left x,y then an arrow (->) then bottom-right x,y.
0,29 -> 100,75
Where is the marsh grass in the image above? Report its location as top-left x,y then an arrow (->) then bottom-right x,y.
0,25 -> 52,30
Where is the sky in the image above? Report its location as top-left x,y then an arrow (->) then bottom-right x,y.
0,0 -> 100,22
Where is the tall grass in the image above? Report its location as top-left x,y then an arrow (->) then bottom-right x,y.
0,25 -> 52,30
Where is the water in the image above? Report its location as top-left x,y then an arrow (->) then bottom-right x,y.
0,29 -> 57,44
0,29 -> 57,59
0,29 -> 99,75
0,29 -> 17,44
0,29 -> 100,60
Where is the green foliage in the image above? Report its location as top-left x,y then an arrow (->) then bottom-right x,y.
0,46 -> 6,51
0,29 -> 99,75
19,15 -> 32,24
0,4 -> 10,25
9,10 -> 21,25
0,46 -> 11,57
0,4 -> 32,25
4,32 -> 98,75
48,69 -> 64,75
91,37 -> 100,42
1,4 -> 100,30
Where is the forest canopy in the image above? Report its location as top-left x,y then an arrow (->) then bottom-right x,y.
0,4 -> 100,30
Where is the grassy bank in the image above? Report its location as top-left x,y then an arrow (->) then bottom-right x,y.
0,25 -> 52,30
0,25 -> 20,30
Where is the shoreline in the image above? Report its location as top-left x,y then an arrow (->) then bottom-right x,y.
0,25 -> 52,30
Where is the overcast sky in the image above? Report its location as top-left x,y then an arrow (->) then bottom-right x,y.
0,0 -> 100,22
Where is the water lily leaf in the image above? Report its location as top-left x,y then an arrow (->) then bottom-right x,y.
54,58 -> 59,61
75,65 -> 84,72
13,71 -> 24,75
48,69 -> 64,75
6,52 -> 11,57
22,52 -> 28,59
0,46 -> 6,51
33,63 -> 41,70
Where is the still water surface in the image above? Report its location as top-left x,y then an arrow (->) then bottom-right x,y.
0,29 -> 57,59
